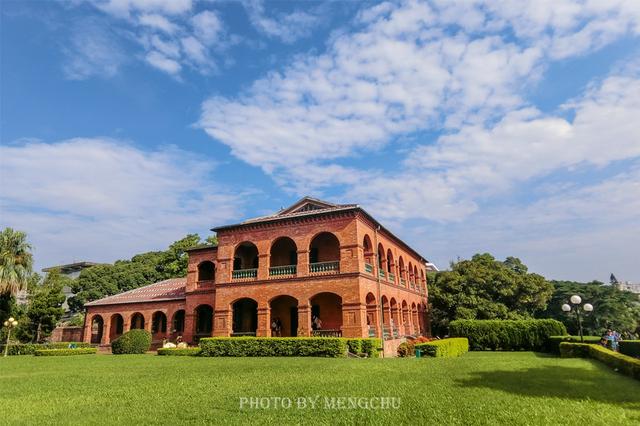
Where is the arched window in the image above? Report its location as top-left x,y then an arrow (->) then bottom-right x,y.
270,237 -> 298,276
309,232 -> 340,273
386,249 -> 394,273
197,261 -> 215,281
233,242 -> 259,279
195,305 -> 213,336
152,311 -> 167,334
130,313 -> 145,329
377,243 -> 385,270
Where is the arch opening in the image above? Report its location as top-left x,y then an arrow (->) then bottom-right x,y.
269,295 -> 298,337
310,292 -> 342,337
232,298 -> 258,336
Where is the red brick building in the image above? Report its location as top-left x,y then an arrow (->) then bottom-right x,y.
83,197 -> 430,351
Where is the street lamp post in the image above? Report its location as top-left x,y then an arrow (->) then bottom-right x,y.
3,317 -> 19,357
561,295 -> 593,343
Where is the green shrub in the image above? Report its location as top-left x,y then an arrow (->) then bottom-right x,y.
397,336 -> 431,357
415,338 -> 469,357
34,348 -> 97,356
619,340 -> 640,358
0,342 -> 92,356
547,335 -> 602,354
559,342 -> 591,358
199,337 -> 348,357
449,319 -> 566,351
359,338 -> 381,358
111,330 -> 152,354
157,347 -> 201,356
560,342 -> 640,381
346,339 -> 362,354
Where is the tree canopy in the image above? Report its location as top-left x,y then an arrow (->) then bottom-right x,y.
540,280 -> 640,337
0,228 -> 33,296
429,254 -> 553,336
68,234 -> 214,311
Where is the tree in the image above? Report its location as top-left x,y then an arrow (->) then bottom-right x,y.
429,254 -> 553,336
0,228 -> 33,296
26,270 -> 67,342
539,280 -> 640,337
68,234 -> 216,311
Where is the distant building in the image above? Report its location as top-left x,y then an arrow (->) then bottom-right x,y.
615,281 -> 640,296
42,262 -> 100,312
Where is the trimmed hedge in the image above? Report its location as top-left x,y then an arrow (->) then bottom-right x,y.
560,342 -> 640,380
449,319 -> 567,351
619,340 -> 640,358
546,335 -> 602,354
415,338 -> 469,358
34,348 -> 97,356
157,347 -> 202,356
0,342 -> 92,356
199,337 -> 348,357
111,330 -> 152,354
347,338 -> 381,358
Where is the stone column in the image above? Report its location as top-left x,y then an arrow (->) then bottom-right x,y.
257,253 -> 269,280
256,306 -> 270,337
297,250 -> 309,277
101,319 -> 111,345
341,302 -> 368,338
213,309 -> 232,337
297,304 -> 311,337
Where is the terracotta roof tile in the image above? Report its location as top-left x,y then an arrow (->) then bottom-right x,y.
85,278 -> 186,307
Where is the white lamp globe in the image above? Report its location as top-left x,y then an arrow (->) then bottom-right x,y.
8,317 -> 14,323
570,295 -> 582,305
561,304 -> 571,312
3,321 -> 7,327
583,303 -> 593,312
12,320 -> 18,326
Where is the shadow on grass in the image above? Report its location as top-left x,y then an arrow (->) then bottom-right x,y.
456,364 -> 640,407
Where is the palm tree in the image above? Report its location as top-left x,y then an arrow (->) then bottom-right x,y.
0,228 -> 33,296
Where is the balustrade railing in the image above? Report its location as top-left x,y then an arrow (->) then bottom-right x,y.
232,268 -> 258,279
309,261 -> 340,273
388,273 -> 395,283
400,278 -> 406,287
269,265 -> 297,276
379,270 -> 386,279
364,263 -> 373,274
312,329 -> 342,337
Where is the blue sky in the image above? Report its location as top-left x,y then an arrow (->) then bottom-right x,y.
1,0 -> 639,282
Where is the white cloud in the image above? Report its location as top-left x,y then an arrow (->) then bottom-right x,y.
62,20 -> 126,80
0,138 -> 243,269
138,13 -> 179,34
243,0 -> 324,44
145,50 -> 181,75
191,10 -> 223,45
94,0 -> 193,19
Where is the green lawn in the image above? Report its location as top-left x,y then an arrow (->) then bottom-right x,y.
1,352 -> 638,425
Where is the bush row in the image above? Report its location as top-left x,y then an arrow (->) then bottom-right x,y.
560,342 -> 640,380
449,319 -> 567,351
546,335 -> 602,354
34,348 -> 97,356
111,330 -> 152,354
619,340 -> 640,358
346,338 -> 382,358
157,347 -> 202,356
200,337 -> 349,357
397,337 -> 431,357
0,342 -> 92,356
415,338 -> 469,357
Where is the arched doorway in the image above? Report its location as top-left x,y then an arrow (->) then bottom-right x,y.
90,315 -> 104,344
109,314 -> 124,342
270,237 -> 298,276
309,232 -> 340,273
151,311 -> 167,336
194,305 -> 213,338
172,310 -> 185,336
401,300 -> 410,335
310,292 -> 342,336
381,296 -> 390,338
390,298 -> 399,338
232,298 -> 258,336
130,313 -> 145,330
197,261 -> 215,283
270,295 -> 298,337
233,242 -> 259,278
363,235 -> 374,271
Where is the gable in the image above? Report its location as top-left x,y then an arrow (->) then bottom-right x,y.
277,197 -> 338,216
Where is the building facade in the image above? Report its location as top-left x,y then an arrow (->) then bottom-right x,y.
83,197 -> 430,350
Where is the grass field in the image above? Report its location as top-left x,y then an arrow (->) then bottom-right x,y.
1,352 -> 638,425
